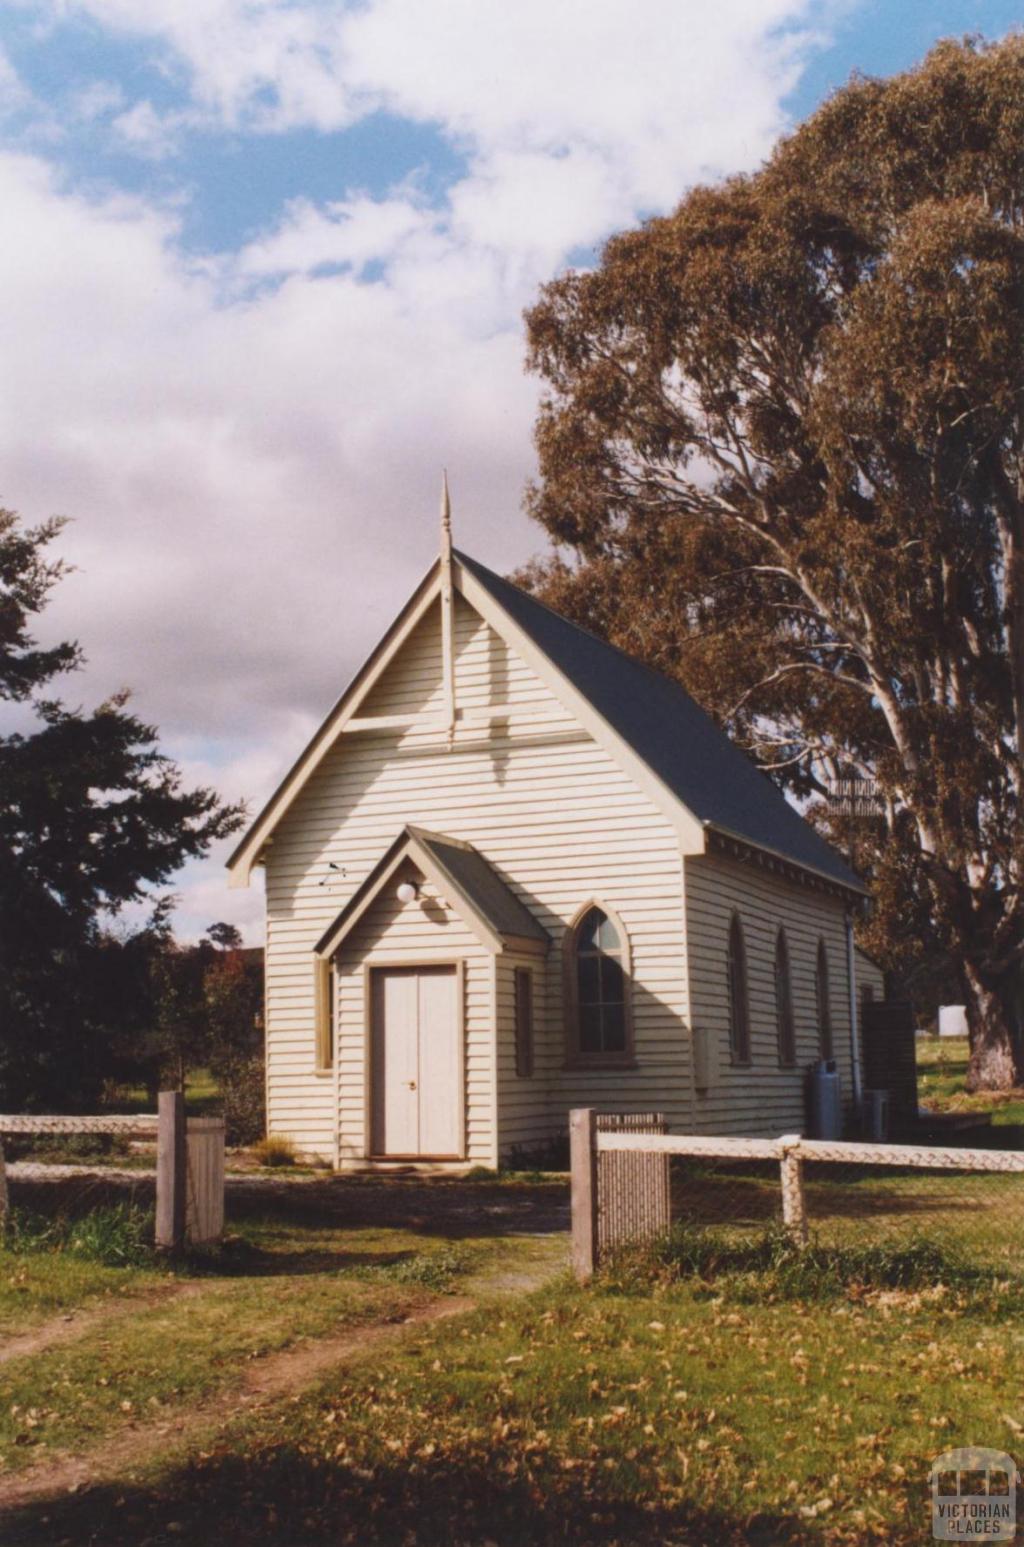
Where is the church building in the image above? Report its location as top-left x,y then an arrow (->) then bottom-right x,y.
227,486 -> 881,1166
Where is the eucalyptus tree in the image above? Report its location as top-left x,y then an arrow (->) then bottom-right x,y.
524,37 -> 1024,1088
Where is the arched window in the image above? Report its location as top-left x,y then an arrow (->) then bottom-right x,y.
774,929 -> 796,1067
815,939 -> 833,1059
565,904 -> 633,1065
726,914 -> 751,1065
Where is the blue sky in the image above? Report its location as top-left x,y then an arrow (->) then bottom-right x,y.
0,0 -> 1016,939
0,2 -> 1015,256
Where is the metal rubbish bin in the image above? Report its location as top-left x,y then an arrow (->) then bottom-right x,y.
808,1058 -> 842,1139
861,1089 -> 891,1141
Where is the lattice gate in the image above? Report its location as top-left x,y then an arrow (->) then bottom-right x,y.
595,1111 -> 670,1257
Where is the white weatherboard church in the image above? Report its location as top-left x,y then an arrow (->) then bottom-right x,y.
228,485 -> 882,1167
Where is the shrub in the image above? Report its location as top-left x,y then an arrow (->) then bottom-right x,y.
505,1135 -> 570,1172
3,1132 -> 131,1165
599,1223 -> 985,1304
253,1134 -> 297,1168
353,1246 -> 469,1293
3,1203 -> 155,1266
220,1053 -> 266,1147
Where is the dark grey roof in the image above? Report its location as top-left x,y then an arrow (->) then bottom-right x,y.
409,827 -> 549,943
316,824 -> 549,956
456,550 -> 864,894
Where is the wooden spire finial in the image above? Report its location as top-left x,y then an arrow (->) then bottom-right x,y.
440,469 -> 452,561
439,470 -> 455,748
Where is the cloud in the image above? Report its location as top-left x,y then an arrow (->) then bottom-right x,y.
110,98 -> 187,157
0,40 -> 31,110
235,192 -> 433,279
71,79 -> 125,121
0,1 -> 836,938
39,0 -> 358,132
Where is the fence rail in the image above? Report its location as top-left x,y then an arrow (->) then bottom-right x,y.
571,1109 -> 1024,1280
0,1094 -> 224,1250
596,1131 -> 1024,1174
0,1115 -> 159,1137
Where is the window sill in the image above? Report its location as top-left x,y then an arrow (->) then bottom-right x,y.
313,1068 -> 334,1078
563,1058 -> 638,1072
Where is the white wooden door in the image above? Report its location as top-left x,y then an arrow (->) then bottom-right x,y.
371,967 -> 461,1157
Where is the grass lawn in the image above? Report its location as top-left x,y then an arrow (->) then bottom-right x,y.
5,1241 -> 1021,1546
0,1244 -> 166,1339
670,1157 -> 1024,1282
101,1066 -> 223,1117
0,1209 -> 519,1475
1,1100 -> 1021,1544
917,1035 -> 1024,1129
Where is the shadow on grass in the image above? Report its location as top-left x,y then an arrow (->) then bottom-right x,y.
220,1174 -> 571,1241
0,1444 -> 898,1547
9,1171 -> 570,1239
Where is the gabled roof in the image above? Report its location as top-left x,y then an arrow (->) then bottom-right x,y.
315,825 -> 549,959
456,553 -> 864,895
228,547 -> 866,897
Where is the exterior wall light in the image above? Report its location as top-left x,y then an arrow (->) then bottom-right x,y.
396,880 -> 420,903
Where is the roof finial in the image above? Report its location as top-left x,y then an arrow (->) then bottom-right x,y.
440,468 -> 452,562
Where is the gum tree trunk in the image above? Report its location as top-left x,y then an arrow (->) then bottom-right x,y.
963,962 -> 1024,1092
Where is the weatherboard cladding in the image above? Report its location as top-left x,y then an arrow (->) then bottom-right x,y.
455,551 -> 862,894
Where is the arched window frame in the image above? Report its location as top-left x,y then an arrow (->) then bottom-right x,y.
314,955 -> 335,1073
563,901 -> 635,1068
726,913 -> 751,1066
815,939 -> 833,1059
774,928 -> 796,1068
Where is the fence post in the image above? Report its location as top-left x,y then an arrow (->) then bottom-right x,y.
0,1138 -> 7,1233
156,1090 -> 187,1252
570,1108 -> 598,1282
778,1134 -> 808,1246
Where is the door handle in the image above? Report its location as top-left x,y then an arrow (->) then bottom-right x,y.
407,1080 -> 417,1090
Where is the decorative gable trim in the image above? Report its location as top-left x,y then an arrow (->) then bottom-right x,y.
316,826 -> 550,960
227,554 -> 706,887
227,551 -> 865,900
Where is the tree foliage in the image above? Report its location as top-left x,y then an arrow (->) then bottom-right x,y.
132,921 -> 264,1141
524,37 -> 1024,1087
0,510 -> 245,1109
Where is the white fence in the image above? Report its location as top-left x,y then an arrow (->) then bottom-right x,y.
570,1109 -> 1024,1280
0,1092 -> 224,1250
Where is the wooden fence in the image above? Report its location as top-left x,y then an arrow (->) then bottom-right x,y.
0,1091 -> 224,1250
570,1109 -> 1024,1280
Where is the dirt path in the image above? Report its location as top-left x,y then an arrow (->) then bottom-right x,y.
0,1282 -> 197,1368
0,1239 -> 565,1517
0,1295 -> 472,1514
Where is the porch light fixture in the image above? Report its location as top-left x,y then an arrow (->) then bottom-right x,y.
396,880 -> 419,903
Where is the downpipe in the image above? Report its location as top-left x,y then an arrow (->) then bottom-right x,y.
845,912 -> 863,1114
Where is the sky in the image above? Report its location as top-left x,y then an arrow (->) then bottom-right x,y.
0,0 -> 1018,942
